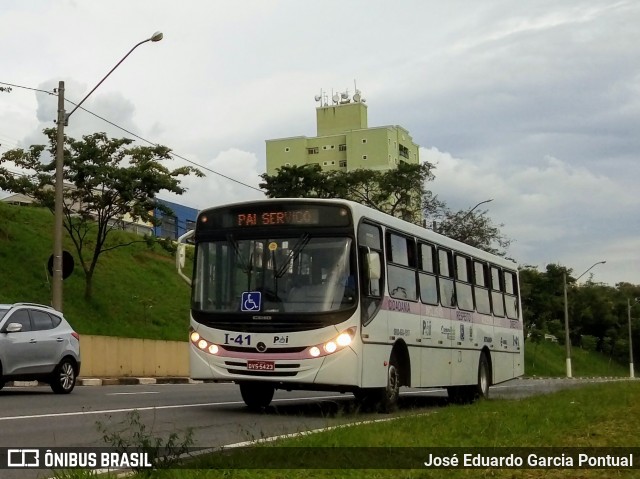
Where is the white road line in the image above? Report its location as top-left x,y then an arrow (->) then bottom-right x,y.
0,387 -> 480,422
0,394 -> 344,422
107,391 -> 160,396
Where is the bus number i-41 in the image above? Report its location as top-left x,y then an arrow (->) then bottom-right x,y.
224,333 -> 251,346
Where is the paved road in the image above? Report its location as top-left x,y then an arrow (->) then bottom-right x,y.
0,377 -> 629,478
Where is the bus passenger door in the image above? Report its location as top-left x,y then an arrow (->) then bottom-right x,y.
359,247 -> 389,388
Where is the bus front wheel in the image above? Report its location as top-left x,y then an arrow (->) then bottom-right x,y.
355,353 -> 401,413
239,382 -> 275,410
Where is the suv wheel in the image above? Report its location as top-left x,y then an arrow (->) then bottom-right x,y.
50,358 -> 77,394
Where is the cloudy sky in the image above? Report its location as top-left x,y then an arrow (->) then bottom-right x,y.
1,0 -> 638,287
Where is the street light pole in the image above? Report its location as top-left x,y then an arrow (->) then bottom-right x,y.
629,298 -> 639,379
563,260 -> 606,378
51,31 -> 163,312
563,271 -> 571,377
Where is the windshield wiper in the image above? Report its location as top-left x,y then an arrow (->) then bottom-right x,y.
226,234 -> 255,289
275,233 -> 310,278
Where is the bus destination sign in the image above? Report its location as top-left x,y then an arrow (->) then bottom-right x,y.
236,209 -> 319,227
196,203 -> 352,232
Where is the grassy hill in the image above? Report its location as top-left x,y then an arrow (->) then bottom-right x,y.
0,201 -> 630,376
0,201 -> 190,341
524,336 -> 628,377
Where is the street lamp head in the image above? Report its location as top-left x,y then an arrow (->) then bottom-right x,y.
150,31 -> 163,42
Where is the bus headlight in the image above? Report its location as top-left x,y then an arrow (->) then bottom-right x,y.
324,341 -> 337,353
190,328 -> 220,355
336,332 -> 352,347
307,327 -> 356,358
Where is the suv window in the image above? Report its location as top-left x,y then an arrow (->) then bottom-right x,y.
8,309 -> 32,332
31,310 -> 55,330
0,308 -> 8,321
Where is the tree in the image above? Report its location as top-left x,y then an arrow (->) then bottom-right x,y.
434,205 -> 511,256
260,162 -> 441,223
0,85 -> 11,93
0,128 -> 203,299
259,161 -> 511,255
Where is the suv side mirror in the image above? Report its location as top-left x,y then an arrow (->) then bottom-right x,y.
5,322 -> 23,333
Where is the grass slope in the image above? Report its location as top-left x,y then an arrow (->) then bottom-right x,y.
0,202 -> 190,341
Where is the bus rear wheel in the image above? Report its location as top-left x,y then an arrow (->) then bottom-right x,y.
447,353 -> 491,404
239,382 -> 275,410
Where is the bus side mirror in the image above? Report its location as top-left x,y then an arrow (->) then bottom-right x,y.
176,243 -> 186,270
366,252 -> 381,281
176,229 -> 194,286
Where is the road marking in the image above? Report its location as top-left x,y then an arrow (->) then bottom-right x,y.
0,387 -> 488,422
107,391 -> 160,396
0,394 -> 346,422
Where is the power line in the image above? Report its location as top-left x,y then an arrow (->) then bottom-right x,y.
0,80 -> 265,194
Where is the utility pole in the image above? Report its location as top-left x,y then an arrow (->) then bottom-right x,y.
52,81 -> 66,312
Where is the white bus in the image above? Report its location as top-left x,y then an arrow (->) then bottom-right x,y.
176,198 -> 524,411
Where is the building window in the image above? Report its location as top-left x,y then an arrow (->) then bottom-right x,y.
339,160 -> 347,167
284,147 -> 290,152
339,144 -> 347,151
307,147 -> 319,155
160,215 -> 178,239
399,144 -> 409,159
284,162 -> 291,166
362,155 -> 368,160
362,139 -> 367,144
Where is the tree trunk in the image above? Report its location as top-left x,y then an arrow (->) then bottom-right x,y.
84,271 -> 94,300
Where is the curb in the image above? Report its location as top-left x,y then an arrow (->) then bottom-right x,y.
5,377 -> 202,387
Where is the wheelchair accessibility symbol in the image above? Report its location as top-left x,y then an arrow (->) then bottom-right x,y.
241,292 -> 262,312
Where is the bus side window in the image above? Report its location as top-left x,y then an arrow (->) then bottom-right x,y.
490,266 -> 505,317
438,248 -> 455,308
455,254 -> 473,311
418,242 -> 438,305
504,270 -> 520,319
474,261 -> 491,315
386,232 -> 417,301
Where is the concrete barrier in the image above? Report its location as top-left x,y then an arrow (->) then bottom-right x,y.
79,335 -> 189,378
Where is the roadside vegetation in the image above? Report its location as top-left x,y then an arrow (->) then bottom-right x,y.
53,380 -> 640,479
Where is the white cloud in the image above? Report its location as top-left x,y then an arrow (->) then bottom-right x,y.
160,148 -> 264,210
424,146 -> 639,285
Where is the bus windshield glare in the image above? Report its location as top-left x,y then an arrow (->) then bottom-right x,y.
192,236 -> 356,314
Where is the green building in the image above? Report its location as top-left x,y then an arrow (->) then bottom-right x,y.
265,90 -> 420,175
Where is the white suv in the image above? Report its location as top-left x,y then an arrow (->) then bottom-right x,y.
0,303 -> 81,394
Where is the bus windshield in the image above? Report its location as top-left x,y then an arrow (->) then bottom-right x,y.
192,236 -> 356,314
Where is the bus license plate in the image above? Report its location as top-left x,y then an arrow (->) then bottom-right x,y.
247,360 -> 275,371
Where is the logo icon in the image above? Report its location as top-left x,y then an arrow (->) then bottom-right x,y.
8,449 -> 40,468
241,292 -> 262,312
